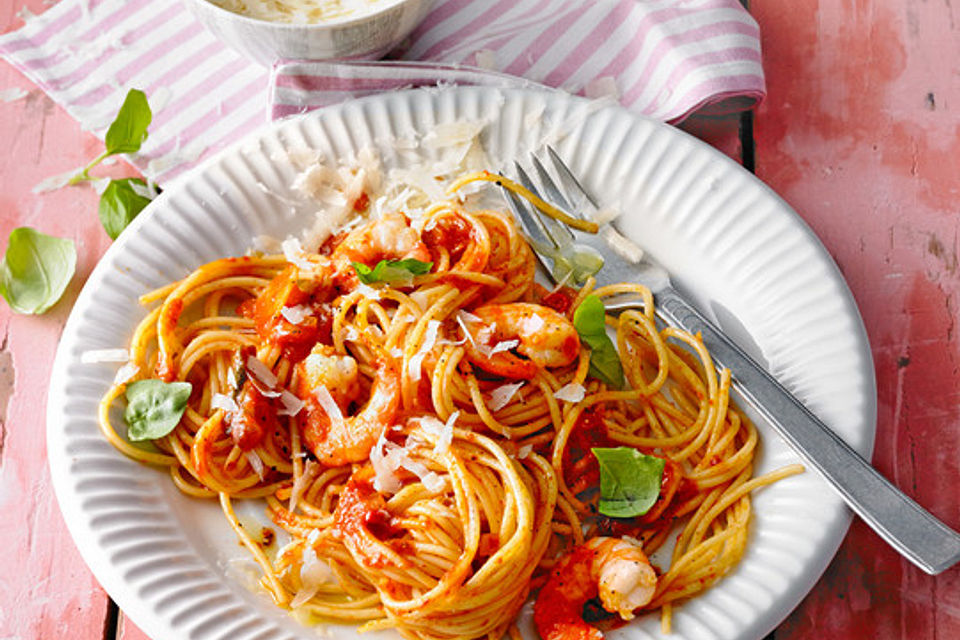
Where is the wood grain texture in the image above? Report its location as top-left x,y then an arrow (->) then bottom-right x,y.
752,0 -> 960,637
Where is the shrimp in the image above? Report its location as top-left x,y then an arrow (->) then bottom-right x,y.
462,303 -> 580,379
534,537 -> 658,640
331,211 -> 431,272
296,345 -> 400,466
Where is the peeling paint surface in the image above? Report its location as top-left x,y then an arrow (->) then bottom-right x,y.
754,0 -> 960,638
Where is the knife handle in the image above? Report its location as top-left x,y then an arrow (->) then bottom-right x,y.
655,285 -> 960,575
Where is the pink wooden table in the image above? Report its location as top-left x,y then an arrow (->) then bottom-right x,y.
1,0 -> 958,638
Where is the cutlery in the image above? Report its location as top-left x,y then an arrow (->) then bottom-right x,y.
500,146 -> 960,576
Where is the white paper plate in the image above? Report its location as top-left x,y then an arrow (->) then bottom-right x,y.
47,87 -> 876,640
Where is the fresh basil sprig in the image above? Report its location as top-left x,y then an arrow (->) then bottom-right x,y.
70,89 -> 153,185
99,178 -> 155,240
64,88 -> 157,240
592,447 -> 665,518
124,379 -> 192,441
0,227 -> 76,315
573,294 -> 624,388
352,258 -> 433,285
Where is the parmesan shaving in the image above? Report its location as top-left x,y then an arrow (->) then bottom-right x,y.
370,434 -> 403,494
591,206 -> 622,225
211,393 -> 240,414
244,450 -> 267,481
281,304 -> 313,325
355,283 -> 382,300
418,411 -> 458,456
278,390 -> 305,417
289,460 -> 319,514
420,472 -> 447,494
407,353 -> 426,382
252,234 -> 281,253
113,362 -> 139,385
517,444 -> 533,459
408,320 -> 442,381
488,339 -> 519,356
290,546 -> 333,609
488,382 -> 524,411
245,356 -> 281,395
554,383 -> 587,403
313,386 -> 344,429
282,237 -> 314,270
601,226 -> 645,264
435,411 -> 458,456
81,348 -> 130,364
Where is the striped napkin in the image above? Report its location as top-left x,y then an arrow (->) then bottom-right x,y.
0,0 -> 763,186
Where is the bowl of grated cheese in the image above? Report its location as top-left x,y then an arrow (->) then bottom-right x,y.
185,0 -> 435,66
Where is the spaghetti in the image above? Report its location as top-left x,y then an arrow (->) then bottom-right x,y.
98,177 -> 801,639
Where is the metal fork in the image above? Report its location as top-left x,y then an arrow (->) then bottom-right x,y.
501,146 -> 960,576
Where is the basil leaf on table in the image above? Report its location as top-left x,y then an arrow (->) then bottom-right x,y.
352,259 -> 433,285
104,88 -> 153,155
124,380 -> 192,441
99,178 -> 153,240
0,227 -> 76,314
573,294 -> 624,389
592,447 -> 666,518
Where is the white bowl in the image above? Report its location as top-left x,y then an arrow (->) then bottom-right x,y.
184,0 -> 435,66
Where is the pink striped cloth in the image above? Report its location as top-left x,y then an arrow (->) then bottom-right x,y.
274,0 -> 764,122
0,0 -> 763,185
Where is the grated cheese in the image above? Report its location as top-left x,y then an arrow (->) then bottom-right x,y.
282,237 -> 315,270
487,382 -> 524,412
487,339 -> 519,356
211,393 -> 240,414
281,304 -> 313,325
245,355 -> 281,396
278,390 -> 305,417
113,362 -> 140,385
290,545 -> 334,609
313,386 -> 344,430
289,460 -> 319,514
210,0 -> 386,25
554,382 -> 587,403
601,226 -> 645,264
244,450 -> 267,481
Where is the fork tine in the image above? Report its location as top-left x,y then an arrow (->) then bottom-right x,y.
529,154 -> 573,212
500,177 -> 557,250
514,162 -> 575,247
546,145 -> 600,212
501,185 -> 564,280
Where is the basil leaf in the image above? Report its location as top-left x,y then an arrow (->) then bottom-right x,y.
573,295 -> 624,388
0,227 -> 76,314
592,447 -> 665,518
124,380 -> 192,441
104,88 -> 152,155
99,178 -> 154,239
352,259 -> 433,285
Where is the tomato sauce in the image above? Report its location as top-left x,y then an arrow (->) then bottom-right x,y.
242,266 -> 327,362
562,407 -> 618,492
422,214 -> 474,265
333,475 -> 402,568
541,287 -> 575,315
227,383 -> 277,451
